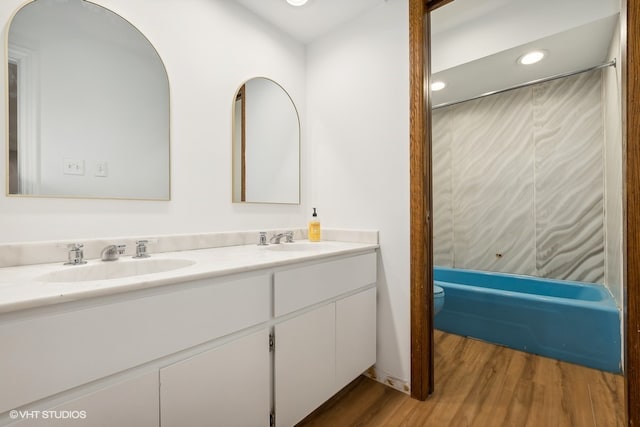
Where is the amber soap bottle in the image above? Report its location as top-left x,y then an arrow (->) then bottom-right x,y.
308,208 -> 321,242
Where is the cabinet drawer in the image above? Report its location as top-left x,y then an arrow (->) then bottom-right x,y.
0,273 -> 270,413
274,252 -> 376,317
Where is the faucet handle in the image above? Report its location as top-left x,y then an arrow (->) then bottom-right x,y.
62,243 -> 87,265
258,232 -> 268,246
284,231 -> 294,243
133,240 -> 151,258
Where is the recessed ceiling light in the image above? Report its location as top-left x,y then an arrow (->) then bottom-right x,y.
518,50 -> 546,65
286,0 -> 308,6
431,81 -> 446,91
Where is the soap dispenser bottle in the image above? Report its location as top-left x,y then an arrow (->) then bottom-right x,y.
309,208 -> 321,242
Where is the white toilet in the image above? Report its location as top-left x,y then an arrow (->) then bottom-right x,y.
434,285 -> 445,316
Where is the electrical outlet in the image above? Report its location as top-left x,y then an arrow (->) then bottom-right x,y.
95,161 -> 108,177
63,159 -> 84,175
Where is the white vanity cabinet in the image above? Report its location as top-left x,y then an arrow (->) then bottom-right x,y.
160,329 -> 271,427
0,247 -> 377,427
273,253 -> 377,427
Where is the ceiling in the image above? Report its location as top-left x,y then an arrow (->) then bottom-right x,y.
430,0 -> 620,106
233,0 -> 621,107
431,0 -> 619,72
431,14 -> 619,107
232,0 -> 385,44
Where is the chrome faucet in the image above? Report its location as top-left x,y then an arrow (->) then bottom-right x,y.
133,240 -> 150,258
258,232 -> 268,246
101,244 -> 126,261
64,243 -> 87,265
270,231 -> 294,244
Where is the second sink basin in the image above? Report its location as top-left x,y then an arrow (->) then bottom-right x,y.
39,258 -> 195,283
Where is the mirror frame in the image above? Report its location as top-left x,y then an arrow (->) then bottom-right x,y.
5,0 -> 172,201
231,76 -> 301,205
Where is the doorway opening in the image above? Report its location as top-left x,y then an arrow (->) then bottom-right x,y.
409,0 -> 638,424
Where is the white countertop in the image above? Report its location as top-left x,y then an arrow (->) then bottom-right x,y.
0,240 -> 378,314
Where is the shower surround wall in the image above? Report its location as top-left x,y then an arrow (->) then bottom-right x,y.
433,69 -> 605,284
603,18 -> 623,307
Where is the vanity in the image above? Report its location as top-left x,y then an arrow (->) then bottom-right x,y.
0,234 -> 378,427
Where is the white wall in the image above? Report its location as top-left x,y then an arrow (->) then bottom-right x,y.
0,0 -> 307,243
307,0 -> 410,388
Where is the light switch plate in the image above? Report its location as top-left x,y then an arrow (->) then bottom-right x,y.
95,161 -> 108,177
63,159 -> 84,175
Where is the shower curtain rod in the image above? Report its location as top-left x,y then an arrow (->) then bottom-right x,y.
432,59 -> 617,110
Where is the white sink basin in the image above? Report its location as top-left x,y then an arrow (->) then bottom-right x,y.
39,258 -> 195,283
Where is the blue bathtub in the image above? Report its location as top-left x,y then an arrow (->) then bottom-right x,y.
434,266 -> 621,373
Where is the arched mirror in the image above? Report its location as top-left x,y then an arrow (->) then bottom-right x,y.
232,77 -> 300,204
7,0 -> 170,200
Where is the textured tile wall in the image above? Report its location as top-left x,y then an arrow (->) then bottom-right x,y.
433,69 -> 605,283
432,108 -> 454,266
533,71 -> 604,282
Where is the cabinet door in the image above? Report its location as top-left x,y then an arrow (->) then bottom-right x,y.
13,372 -> 159,427
160,329 -> 270,427
275,304 -> 335,427
336,287 -> 377,390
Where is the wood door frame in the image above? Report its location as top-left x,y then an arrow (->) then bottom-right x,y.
409,0 -> 433,400
625,0 -> 640,423
410,0 -> 640,423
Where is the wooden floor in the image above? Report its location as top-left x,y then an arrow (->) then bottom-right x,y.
298,330 -> 625,426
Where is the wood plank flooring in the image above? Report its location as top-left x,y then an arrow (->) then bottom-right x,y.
298,330 -> 624,426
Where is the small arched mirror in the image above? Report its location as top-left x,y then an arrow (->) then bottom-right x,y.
232,78 -> 300,204
7,0 -> 170,200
